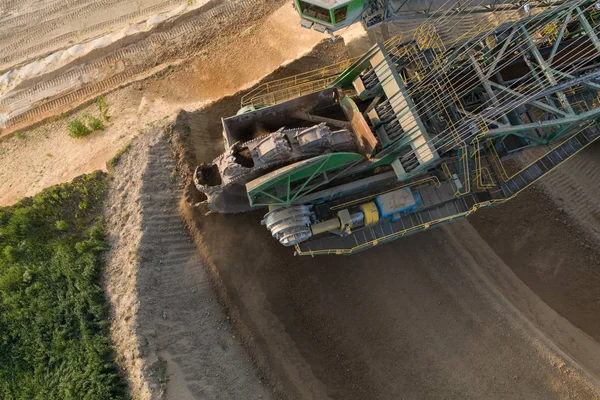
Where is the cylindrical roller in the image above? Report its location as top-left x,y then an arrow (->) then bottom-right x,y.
360,202 -> 380,226
310,218 -> 341,236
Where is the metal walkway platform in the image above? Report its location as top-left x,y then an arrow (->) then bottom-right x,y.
296,125 -> 600,256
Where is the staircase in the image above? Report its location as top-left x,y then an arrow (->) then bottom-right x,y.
500,126 -> 600,198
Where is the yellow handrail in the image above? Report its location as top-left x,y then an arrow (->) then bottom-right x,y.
240,56 -> 360,106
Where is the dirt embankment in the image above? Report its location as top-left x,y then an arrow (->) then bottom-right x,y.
469,142 -> 600,343
170,40 -> 600,399
103,125 -> 273,400
1,0 -> 295,137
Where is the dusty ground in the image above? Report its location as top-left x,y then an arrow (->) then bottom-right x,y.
2,1 -> 600,399
470,143 -> 600,342
103,125 -> 273,399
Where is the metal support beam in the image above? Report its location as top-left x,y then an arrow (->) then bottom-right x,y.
488,82 -> 570,117
548,10 -> 572,63
484,107 -> 600,135
576,6 -> 600,53
363,95 -> 383,119
456,107 -> 509,128
521,26 -> 575,114
485,28 -> 517,78
549,68 -> 600,91
467,51 -> 510,124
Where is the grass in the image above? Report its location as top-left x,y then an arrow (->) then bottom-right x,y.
106,140 -> 133,171
97,96 -> 110,122
68,118 -> 93,138
87,115 -> 105,131
0,171 -> 128,399
68,115 -> 105,138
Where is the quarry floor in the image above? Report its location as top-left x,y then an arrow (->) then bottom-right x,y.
1,1 -> 600,399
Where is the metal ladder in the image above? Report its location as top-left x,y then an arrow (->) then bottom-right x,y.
501,126 -> 600,198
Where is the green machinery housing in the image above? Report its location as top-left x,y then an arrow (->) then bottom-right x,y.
194,0 -> 600,255
294,0 -> 562,32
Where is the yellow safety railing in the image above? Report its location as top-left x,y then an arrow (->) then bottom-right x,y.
469,117 -> 495,190
487,139 -> 509,181
441,141 -> 471,197
414,23 -> 446,53
243,76 -> 338,107
239,33 -> 413,108
240,56 -> 360,107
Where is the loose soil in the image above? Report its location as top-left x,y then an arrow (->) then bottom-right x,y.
3,4 -> 600,399
103,125 -> 273,400
0,2 -> 325,206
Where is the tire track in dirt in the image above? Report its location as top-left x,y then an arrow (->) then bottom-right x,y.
0,0 -> 89,31
0,0 -> 187,69
103,126 -> 272,399
138,132 -> 273,399
1,0 -> 279,135
518,142 -> 600,240
1,0 -> 128,53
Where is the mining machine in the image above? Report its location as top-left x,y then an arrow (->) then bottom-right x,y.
194,0 -> 600,255
294,0 -> 562,32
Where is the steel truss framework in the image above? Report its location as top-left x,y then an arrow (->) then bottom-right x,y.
245,1 -> 600,209
387,0 -> 600,163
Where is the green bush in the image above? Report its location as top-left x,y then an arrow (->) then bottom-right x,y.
97,96 -> 111,122
68,119 -> 92,138
2,245 -> 18,262
0,171 -> 128,399
55,220 -> 69,231
106,141 -> 132,171
87,116 -> 105,131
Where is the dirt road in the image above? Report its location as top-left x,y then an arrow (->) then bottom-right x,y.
103,125 -> 274,400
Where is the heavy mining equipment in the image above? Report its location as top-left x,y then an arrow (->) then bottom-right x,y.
195,0 -> 600,255
294,0 -> 561,32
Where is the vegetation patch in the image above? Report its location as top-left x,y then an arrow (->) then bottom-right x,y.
67,115 -> 105,138
87,115 -> 105,132
97,96 -> 111,122
67,118 -> 93,138
0,171 -> 128,399
106,140 -> 133,171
